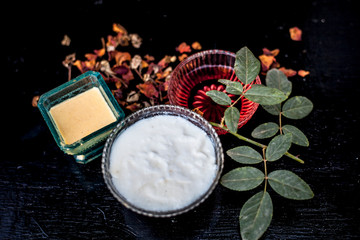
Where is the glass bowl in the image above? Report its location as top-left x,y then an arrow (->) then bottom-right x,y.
168,49 -> 261,134
102,105 -> 224,217
37,71 -> 125,164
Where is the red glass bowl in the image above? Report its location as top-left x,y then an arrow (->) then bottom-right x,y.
168,49 -> 261,134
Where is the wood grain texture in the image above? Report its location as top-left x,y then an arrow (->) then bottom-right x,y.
3,0 -> 359,239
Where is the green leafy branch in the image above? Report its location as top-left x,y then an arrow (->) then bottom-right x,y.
206,46 -> 314,240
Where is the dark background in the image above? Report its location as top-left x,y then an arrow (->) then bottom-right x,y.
3,0 -> 360,239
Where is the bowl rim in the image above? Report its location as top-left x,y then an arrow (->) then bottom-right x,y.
101,104 -> 224,217
168,49 -> 236,93
167,49 -> 261,135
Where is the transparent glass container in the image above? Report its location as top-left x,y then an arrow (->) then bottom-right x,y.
38,71 -> 125,164
168,49 -> 261,134
102,105 -> 224,217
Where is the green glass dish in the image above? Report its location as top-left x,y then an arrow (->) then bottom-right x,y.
38,71 -> 125,164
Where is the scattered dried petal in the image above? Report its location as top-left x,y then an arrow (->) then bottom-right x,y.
137,82 -> 159,98
112,65 -> 129,75
115,80 -> 122,89
61,35 -> 71,46
290,27 -> 302,41
85,53 -> 98,61
156,66 -> 172,80
298,70 -> 310,77
32,95 -> 40,107
73,60 -> 84,73
84,59 -> 96,70
178,54 -> 188,61
126,102 -> 142,112
126,90 -> 140,103
141,60 -> 149,69
100,60 -> 115,75
191,41 -> 202,50
279,67 -> 297,77
129,33 -> 142,48
112,88 -> 124,104
176,42 -> 191,53
121,65 -> 135,83
94,48 -> 106,57
106,35 -> 118,51
118,34 -> 130,47
146,63 -> 159,75
157,56 -> 172,68
170,56 -> 177,62
113,23 -> 127,34
271,62 -> 281,69
144,54 -> 155,62
62,53 -> 76,68
130,55 -> 142,69
114,51 -> 131,66
163,75 -> 171,91
262,48 -> 279,56
259,54 -> 276,72
142,101 -> 151,108
143,73 -> 152,82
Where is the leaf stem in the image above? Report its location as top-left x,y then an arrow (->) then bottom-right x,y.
279,111 -> 283,135
262,147 -> 268,192
210,122 -> 304,164
231,93 -> 244,108
220,93 -> 244,127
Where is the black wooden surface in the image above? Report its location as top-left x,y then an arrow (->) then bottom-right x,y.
4,0 -> 360,239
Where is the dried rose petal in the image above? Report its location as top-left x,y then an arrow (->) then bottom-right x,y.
298,70 -> 310,77
129,33 -> 142,48
130,55 -> 142,69
259,54 -> 276,72
178,54 -> 188,61
191,42 -> 202,50
114,51 -> 131,66
84,59 -> 96,70
85,53 -> 97,61
62,53 -> 76,68
126,90 -> 140,103
176,42 -> 191,53
170,56 -> 177,62
32,95 -> 40,107
100,60 -> 115,75
126,103 -> 142,112
106,35 -> 118,51
262,48 -> 280,56
121,65 -> 135,84
144,54 -> 155,62
143,73 -> 152,82
113,23 -> 127,34
117,33 -> 130,47
156,66 -> 172,80
157,56 -> 172,69
163,75 -> 171,91
112,88 -> 124,103
61,35 -> 71,46
73,60 -> 84,73
115,80 -> 122,89
290,27 -> 302,41
279,67 -> 297,77
137,82 -> 159,98
112,65 -> 129,75
94,48 -> 106,57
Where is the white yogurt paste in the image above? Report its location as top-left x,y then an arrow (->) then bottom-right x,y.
109,115 -> 217,212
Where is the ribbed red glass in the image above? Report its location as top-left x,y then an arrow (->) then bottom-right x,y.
168,50 -> 261,134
